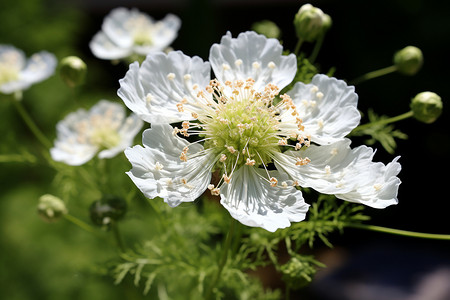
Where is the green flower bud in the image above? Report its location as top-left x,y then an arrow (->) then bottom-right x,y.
37,194 -> 68,222
411,91 -> 443,123
89,195 -> 127,228
294,4 -> 331,42
251,20 -> 281,39
393,46 -> 423,76
59,56 -> 87,87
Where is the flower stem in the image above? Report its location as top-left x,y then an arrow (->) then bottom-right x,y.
294,38 -> 304,56
351,110 -> 414,133
345,222 -> 450,240
111,221 -> 126,253
64,213 -> 98,235
204,218 -> 236,300
309,34 -> 325,64
13,100 -> 52,149
349,65 -> 398,85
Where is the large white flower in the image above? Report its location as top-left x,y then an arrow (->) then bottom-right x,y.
50,100 -> 143,166
120,31 -> 401,232
0,45 -> 57,94
89,7 -> 181,60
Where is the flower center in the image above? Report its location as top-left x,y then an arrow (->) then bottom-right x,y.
174,78 -> 311,189
125,15 -> 154,46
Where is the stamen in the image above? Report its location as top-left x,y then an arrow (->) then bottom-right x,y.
167,73 -> 176,80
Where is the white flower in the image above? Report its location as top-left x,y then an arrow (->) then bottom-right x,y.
120,31 -> 401,232
89,7 -> 181,60
0,45 -> 57,94
50,100 -> 143,166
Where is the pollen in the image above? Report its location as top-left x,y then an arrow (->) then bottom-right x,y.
270,177 -> 278,187
295,157 -> 311,166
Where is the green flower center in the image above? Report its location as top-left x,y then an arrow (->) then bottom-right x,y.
0,62 -> 20,86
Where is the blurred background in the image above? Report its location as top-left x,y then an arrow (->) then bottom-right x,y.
1,0 -> 449,299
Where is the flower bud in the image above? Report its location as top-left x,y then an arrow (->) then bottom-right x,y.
411,91 -> 443,124
59,56 -> 87,87
89,195 -> 127,228
393,46 -> 423,76
294,4 -> 331,42
37,194 -> 67,222
251,20 -> 281,39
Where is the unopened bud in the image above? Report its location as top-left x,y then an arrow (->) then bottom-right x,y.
89,195 -> 127,228
393,46 -> 423,76
37,194 -> 67,222
411,91 -> 443,124
59,56 -> 87,87
251,20 -> 281,39
294,4 -> 331,42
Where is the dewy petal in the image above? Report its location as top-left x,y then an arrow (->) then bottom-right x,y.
89,32 -> 132,60
274,139 -> 375,195
118,51 -> 211,124
209,31 -> 297,90
125,124 -> 215,207
220,165 -> 309,232
287,74 -> 361,145
335,157 -> 401,208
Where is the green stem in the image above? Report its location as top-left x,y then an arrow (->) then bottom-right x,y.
349,65 -> 398,85
345,223 -> 450,240
112,221 -> 126,253
309,34 -> 325,64
64,214 -> 98,235
13,100 -> 52,149
351,110 -> 414,133
204,218 -> 236,300
294,38 -> 304,56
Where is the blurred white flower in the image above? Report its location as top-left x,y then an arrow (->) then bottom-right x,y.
50,100 -> 143,166
119,31 -> 401,232
89,7 -> 181,61
0,45 -> 57,95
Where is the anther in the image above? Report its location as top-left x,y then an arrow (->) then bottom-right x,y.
167,73 -> 176,80
268,61 -> 276,69
234,59 -> 243,66
245,158 -> 256,166
270,177 -> 278,187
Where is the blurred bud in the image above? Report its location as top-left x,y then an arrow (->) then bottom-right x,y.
411,91 -> 443,124
294,4 -> 331,42
280,257 -> 317,289
393,46 -> 423,76
89,195 -> 127,228
37,194 -> 67,222
59,56 -> 87,87
251,20 -> 281,39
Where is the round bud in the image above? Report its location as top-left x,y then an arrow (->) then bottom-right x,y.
411,91 -> 443,124
393,46 -> 423,76
89,195 -> 127,228
251,20 -> 281,39
59,56 -> 87,87
294,4 -> 331,42
37,194 -> 67,222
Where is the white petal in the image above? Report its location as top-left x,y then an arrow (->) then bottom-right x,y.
274,139 -> 374,195
209,31 -> 297,90
287,74 -> 360,145
50,143 -> 98,166
145,14 -> 181,49
101,7 -> 135,48
89,31 -> 132,60
118,51 -> 211,124
335,157 -> 401,208
220,166 -> 309,232
125,124 -> 214,207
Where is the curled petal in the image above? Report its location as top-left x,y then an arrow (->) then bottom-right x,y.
125,124 -> 214,207
209,31 -> 297,90
220,166 -> 309,232
89,32 -> 132,60
287,74 -> 360,144
118,51 -> 211,124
